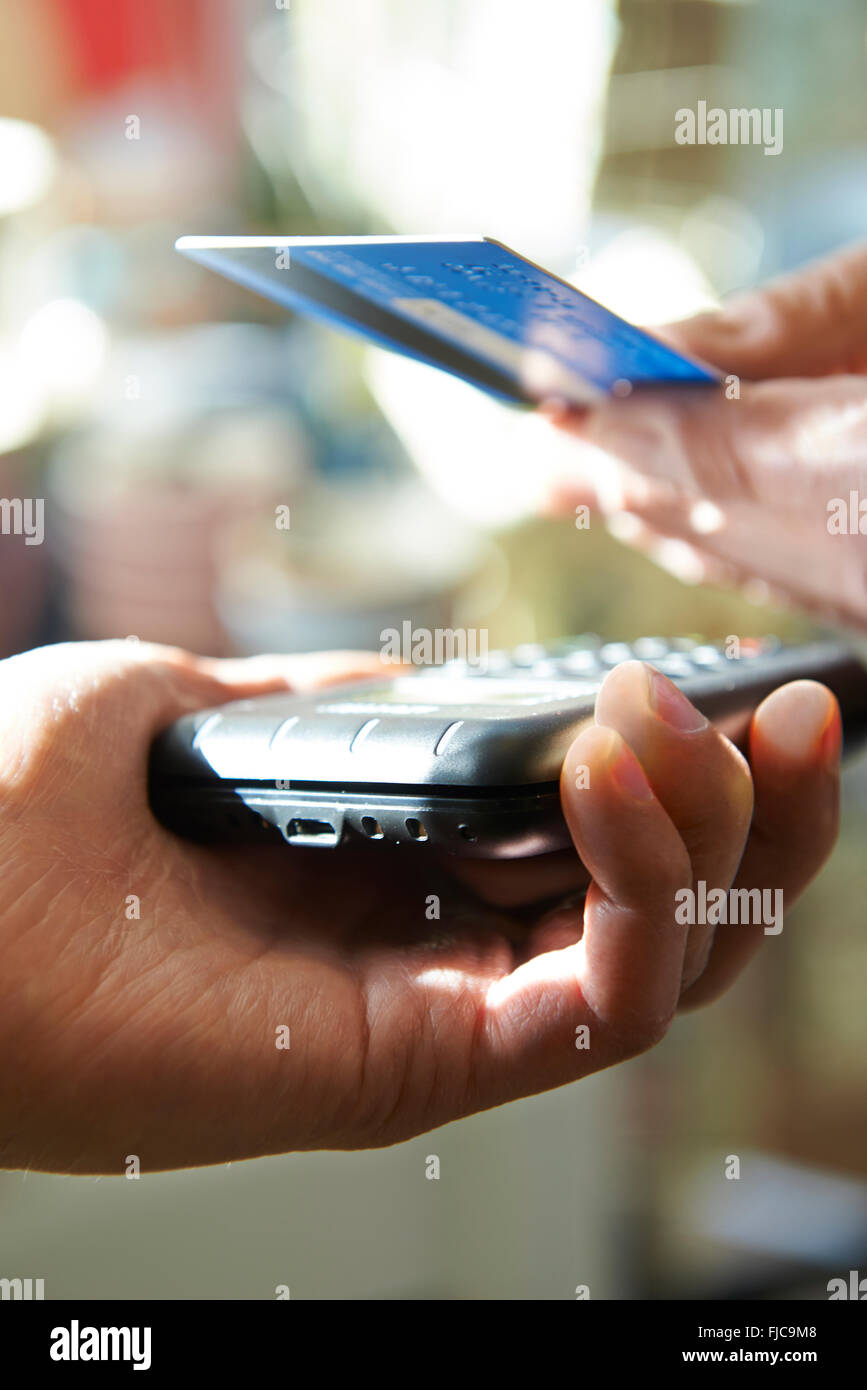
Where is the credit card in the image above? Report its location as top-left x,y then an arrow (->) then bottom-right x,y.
176,234 -> 718,406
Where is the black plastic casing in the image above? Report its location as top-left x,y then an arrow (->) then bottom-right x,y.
149,641 -> 867,860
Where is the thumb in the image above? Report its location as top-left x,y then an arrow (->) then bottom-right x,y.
661,241 -> 867,380
0,640 -> 391,796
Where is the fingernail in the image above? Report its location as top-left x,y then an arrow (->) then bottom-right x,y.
648,666 -> 708,733
607,735 -> 655,801
756,682 -> 838,764
821,704 -> 842,769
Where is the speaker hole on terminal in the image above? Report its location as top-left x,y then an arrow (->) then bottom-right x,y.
405,818 -> 428,841
458,824 -> 477,842
361,816 -> 384,839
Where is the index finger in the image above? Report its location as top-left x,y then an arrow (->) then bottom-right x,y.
459,723 -> 693,1113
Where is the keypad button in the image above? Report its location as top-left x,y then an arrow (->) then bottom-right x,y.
649,654 -> 695,679
631,637 -> 670,659
690,645 -> 725,667
526,659 -> 565,679
599,642 -> 634,666
510,643 -> 548,667
557,650 -> 603,676
738,636 -> 772,658
481,651 -> 512,674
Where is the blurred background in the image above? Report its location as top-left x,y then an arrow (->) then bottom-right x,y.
1,0 -> 865,1299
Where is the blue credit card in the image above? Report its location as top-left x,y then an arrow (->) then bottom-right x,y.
176,234 -> 718,406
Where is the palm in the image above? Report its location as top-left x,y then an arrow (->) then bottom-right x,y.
7,766 -> 525,1168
